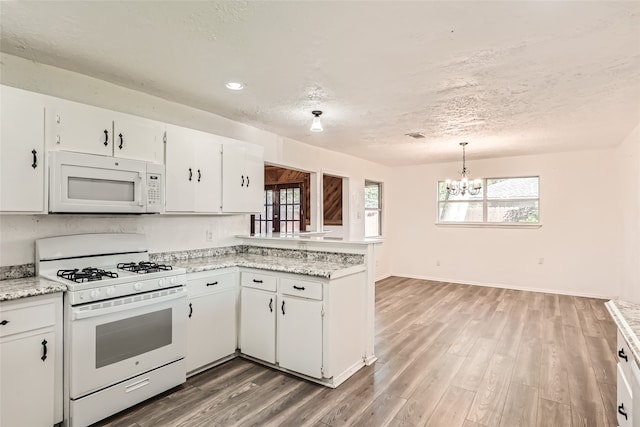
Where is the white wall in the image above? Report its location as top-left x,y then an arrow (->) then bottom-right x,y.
388,149 -> 622,298
618,123 -> 640,302
0,53 -> 392,271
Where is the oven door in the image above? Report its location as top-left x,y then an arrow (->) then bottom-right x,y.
67,286 -> 187,398
49,151 -> 147,213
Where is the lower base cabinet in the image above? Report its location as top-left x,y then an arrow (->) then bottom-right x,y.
0,293 -> 61,427
278,295 -> 323,378
186,270 -> 238,375
239,269 -> 366,386
240,287 -> 276,364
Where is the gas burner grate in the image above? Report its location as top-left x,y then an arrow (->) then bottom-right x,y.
57,267 -> 118,283
117,261 -> 173,274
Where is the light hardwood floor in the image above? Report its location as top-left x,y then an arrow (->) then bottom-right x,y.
96,277 -> 617,427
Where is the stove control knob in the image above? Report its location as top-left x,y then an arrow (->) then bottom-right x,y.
170,277 -> 177,286
134,282 -> 143,291
90,289 -> 100,300
106,287 -> 115,297
158,278 -> 165,288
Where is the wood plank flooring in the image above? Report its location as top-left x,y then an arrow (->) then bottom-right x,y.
96,277 -> 617,427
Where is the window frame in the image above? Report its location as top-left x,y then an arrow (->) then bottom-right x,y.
364,180 -> 383,237
251,183 -> 305,234
436,175 -> 541,228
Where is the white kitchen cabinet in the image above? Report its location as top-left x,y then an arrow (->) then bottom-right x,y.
278,295 -> 323,378
0,293 -> 63,426
112,112 -> 165,163
165,124 -> 222,213
614,328 -> 640,427
46,97 -> 164,162
221,141 -> 264,213
237,269 -> 367,386
186,270 -> 238,375
240,286 -> 276,364
46,97 -> 114,156
0,85 -> 47,213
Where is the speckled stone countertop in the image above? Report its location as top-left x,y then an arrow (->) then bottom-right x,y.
605,299 -> 640,365
175,253 -> 365,279
0,277 -> 66,301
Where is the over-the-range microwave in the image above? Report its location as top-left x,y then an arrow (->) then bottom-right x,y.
49,151 -> 164,214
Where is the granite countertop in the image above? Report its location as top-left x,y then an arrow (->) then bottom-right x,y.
605,299 -> 640,365
0,277 -> 67,301
175,253 -> 365,279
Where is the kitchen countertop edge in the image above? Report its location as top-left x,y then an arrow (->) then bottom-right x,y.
175,255 -> 366,279
0,277 -> 67,302
605,299 -> 640,365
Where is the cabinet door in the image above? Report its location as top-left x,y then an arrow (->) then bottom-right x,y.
194,137 -> 222,213
46,97 -> 113,156
186,289 -> 237,373
165,125 -> 196,212
113,112 -> 165,163
221,141 -> 263,213
240,288 -> 276,363
278,296 -> 323,378
242,143 -> 265,212
0,85 -> 46,212
221,142 -> 246,212
1,331 -> 55,427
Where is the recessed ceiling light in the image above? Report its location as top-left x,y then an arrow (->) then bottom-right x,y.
225,81 -> 244,91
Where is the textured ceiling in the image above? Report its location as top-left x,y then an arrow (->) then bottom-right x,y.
1,1 -> 639,166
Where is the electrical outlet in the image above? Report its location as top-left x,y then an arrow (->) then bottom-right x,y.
206,230 -> 213,242
538,257 -> 544,265
436,259 -> 440,267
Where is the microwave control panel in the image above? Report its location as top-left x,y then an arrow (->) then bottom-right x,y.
146,163 -> 165,213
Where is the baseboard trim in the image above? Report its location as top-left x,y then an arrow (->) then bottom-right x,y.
388,273 -> 612,300
375,273 -> 392,282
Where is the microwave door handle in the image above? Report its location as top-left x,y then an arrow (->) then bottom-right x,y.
138,173 -> 145,207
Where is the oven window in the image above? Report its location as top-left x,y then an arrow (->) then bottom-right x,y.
68,177 -> 135,202
95,309 -> 172,368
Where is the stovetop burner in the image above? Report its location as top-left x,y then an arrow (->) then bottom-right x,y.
57,268 -> 119,283
117,261 -> 173,274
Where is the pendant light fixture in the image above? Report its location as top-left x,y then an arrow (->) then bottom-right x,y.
445,142 -> 482,196
310,110 -> 323,132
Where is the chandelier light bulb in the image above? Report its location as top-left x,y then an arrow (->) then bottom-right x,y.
445,142 -> 482,196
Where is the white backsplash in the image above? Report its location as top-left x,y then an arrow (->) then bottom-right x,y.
0,214 -> 249,266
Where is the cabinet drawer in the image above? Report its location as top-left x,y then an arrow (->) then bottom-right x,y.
280,277 -> 323,301
617,363 -> 633,427
187,271 -> 236,297
617,330 -> 634,382
241,271 -> 277,292
0,300 -> 56,338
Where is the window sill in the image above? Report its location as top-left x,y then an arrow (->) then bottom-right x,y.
435,223 -> 542,229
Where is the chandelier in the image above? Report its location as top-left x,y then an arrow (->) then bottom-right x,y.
445,142 -> 482,196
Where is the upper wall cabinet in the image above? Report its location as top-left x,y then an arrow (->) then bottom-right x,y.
46,98 -> 164,163
165,124 -> 222,213
0,85 -> 46,213
221,140 -> 264,213
112,112 -> 165,164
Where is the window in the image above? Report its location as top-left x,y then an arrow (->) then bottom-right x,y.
438,176 -> 539,224
365,181 -> 382,237
252,184 -> 304,234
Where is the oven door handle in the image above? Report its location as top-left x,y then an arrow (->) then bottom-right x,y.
72,288 -> 186,320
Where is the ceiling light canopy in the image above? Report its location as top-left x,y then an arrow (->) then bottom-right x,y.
225,81 -> 245,91
445,142 -> 482,196
310,110 -> 323,132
